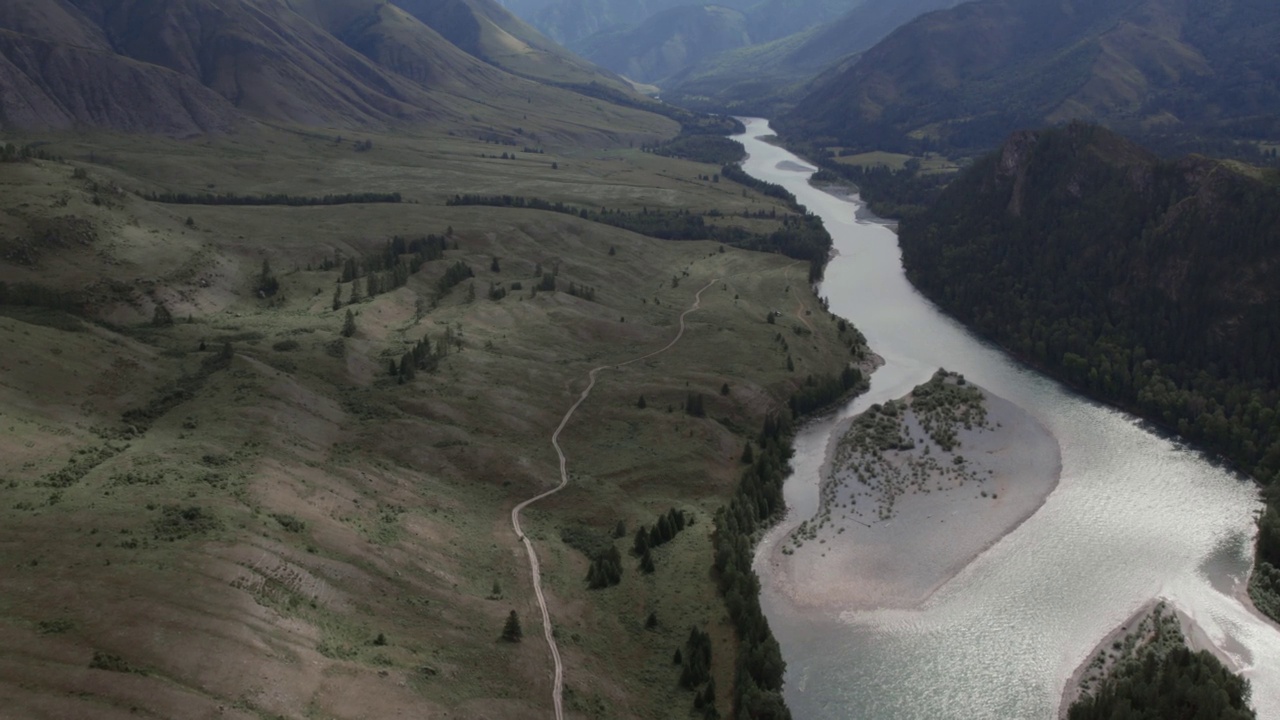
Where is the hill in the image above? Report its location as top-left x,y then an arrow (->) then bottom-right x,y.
664,0 -> 961,115
0,0 -> 670,145
0,101 -> 867,717
896,123 -> 1280,619
781,0 -> 1280,155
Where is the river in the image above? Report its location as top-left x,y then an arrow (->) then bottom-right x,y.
732,118 -> 1280,719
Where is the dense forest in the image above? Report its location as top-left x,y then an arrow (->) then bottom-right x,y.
897,123 -> 1280,618
1067,605 -> 1254,720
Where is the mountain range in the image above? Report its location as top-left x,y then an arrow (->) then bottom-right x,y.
0,0 -> 668,143
780,0 -> 1280,153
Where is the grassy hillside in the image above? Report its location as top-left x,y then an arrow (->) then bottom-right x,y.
0,124 -> 865,719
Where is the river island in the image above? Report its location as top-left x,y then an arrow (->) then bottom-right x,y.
770,369 -> 1061,611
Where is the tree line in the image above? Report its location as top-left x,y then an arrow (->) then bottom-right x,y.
445,194 -> 833,280
142,191 -> 402,206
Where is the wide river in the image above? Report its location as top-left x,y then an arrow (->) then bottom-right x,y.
732,118 -> 1280,718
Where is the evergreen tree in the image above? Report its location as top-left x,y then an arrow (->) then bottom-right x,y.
613,520 -> 627,539
341,309 -> 356,337
501,610 -> 522,642
633,528 -> 649,556
741,442 -> 754,464
258,259 -> 279,296
640,548 -> 655,573
332,284 -> 342,311
491,256 -> 500,272
637,395 -> 647,409
645,611 -> 658,629
152,303 -> 173,327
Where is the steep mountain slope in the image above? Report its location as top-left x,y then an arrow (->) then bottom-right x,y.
577,5 -> 752,84
528,0 -> 754,48
390,0 -> 635,89
663,0 -> 962,114
898,124 -> 1280,596
781,0 -> 1280,153
0,0 -> 672,143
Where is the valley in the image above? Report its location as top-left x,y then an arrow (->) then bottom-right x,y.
4,0 -> 1280,717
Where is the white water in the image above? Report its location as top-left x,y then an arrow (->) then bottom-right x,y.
733,118 -> 1280,719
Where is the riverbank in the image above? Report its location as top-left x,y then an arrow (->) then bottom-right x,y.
768,371 -> 1061,611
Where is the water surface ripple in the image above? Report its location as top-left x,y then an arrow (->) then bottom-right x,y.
733,118 -> 1280,719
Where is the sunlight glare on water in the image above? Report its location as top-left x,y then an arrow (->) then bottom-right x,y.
732,118 -> 1280,719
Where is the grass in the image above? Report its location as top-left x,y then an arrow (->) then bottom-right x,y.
830,149 -> 960,174
0,129 -> 858,719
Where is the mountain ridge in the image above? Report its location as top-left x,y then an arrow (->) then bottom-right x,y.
0,0 -> 668,143
780,0 -> 1280,154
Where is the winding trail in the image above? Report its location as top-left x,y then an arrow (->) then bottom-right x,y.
510,278 -> 718,720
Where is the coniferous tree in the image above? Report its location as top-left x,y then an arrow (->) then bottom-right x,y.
637,395 -> 647,409
640,548 -> 655,573
634,528 -> 649,556
341,309 -> 356,337
332,284 -> 342,311
501,610 -> 522,642
741,442 -> 754,464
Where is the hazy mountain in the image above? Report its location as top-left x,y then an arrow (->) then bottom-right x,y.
528,0 -> 754,48
781,0 -> 1280,152
0,0 -> 657,140
391,0 -> 634,88
664,0 -> 961,113
576,5 -> 752,84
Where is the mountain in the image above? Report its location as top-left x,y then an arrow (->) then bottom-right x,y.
390,0 -> 635,88
0,0 -> 668,143
524,0 -> 861,83
663,0 -> 962,114
782,0 -> 1280,153
528,0 -> 755,48
898,124 -> 1280,609
576,5 -> 752,84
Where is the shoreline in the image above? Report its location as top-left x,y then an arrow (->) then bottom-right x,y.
1058,599 -> 1256,718
769,373 -> 1062,612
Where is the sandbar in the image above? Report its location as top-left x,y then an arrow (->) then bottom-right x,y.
769,370 -> 1061,611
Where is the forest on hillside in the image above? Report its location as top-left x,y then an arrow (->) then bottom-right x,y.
897,125 -> 1280,617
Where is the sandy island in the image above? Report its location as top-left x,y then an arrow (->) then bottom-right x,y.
1057,600 -> 1254,717
769,369 -> 1061,611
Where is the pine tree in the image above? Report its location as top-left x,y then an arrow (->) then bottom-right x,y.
613,520 -> 627,538
673,648 -> 683,665
633,528 -> 649,556
332,284 -> 342,311
741,442 -> 754,464
491,256 -> 500,272
640,548 -> 655,573
389,359 -> 398,376
501,610 -> 522,642
341,309 -> 356,337
637,395 -> 647,409
645,611 -> 658,629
